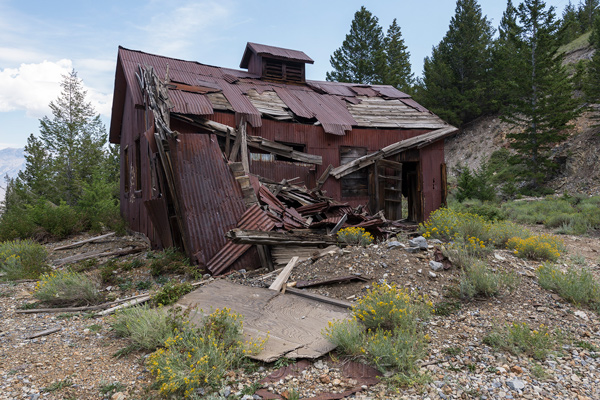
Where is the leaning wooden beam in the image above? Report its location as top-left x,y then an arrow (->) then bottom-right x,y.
269,256 -> 299,292
331,126 -> 458,179
14,293 -> 151,314
313,164 -> 333,191
95,295 -> 151,317
53,247 -> 145,266
25,327 -> 61,339
285,288 -> 352,309
226,229 -> 338,246
174,115 -> 322,165
53,232 -> 116,251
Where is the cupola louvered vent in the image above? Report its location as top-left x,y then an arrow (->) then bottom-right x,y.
240,42 -> 313,84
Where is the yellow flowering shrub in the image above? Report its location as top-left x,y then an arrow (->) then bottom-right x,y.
324,283 -> 432,374
0,239 -> 48,280
147,308 -> 265,398
506,234 -> 563,261
420,208 -> 532,251
337,227 -> 374,247
353,282 -> 432,331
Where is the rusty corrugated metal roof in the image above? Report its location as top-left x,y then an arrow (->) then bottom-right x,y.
168,89 -> 214,115
112,46 -> 450,142
240,42 -> 314,68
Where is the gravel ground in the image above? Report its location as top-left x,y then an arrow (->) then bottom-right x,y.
1,231 -> 599,399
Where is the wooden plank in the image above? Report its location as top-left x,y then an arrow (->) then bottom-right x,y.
256,245 -> 274,271
53,233 -> 116,251
286,287 -> 353,309
227,229 -> 338,246
177,280 -> 349,362
269,256 -> 299,292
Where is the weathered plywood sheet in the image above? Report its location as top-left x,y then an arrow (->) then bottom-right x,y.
176,280 -> 349,362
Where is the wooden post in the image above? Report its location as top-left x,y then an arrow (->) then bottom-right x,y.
225,127 -> 231,160
239,117 -> 249,174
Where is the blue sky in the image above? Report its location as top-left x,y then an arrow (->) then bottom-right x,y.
0,0 -> 570,149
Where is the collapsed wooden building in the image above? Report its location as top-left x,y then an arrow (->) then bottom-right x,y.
109,43 -> 457,274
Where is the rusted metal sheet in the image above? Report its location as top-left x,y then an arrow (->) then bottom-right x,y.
169,133 -> 247,266
168,89 -> 213,116
218,80 -> 263,127
143,198 -> 173,248
207,204 -> 275,275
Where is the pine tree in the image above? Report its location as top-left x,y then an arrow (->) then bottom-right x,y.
491,0 -> 522,111
577,0 -> 599,32
383,19 -> 414,93
38,70 -> 107,205
559,1 -> 581,44
18,134 -> 54,202
417,0 -> 494,126
326,6 -> 386,84
503,0 -> 582,190
584,14 -> 600,116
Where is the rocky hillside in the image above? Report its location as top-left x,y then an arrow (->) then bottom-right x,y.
444,35 -> 600,196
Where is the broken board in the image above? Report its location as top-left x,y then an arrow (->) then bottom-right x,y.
176,280 -> 349,362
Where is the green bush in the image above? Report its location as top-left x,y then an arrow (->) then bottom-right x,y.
30,200 -> 83,239
322,319 -> 365,356
152,281 -> 193,306
451,199 -> 506,221
458,260 -> 519,299
34,270 -> 103,306
483,322 -> 556,360
148,248 -> 190,277
112,304 -> 178,352
365,328 -> 427,374
0,239 -> 48,280
536,264 -> 600,311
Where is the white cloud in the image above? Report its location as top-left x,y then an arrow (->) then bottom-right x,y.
0,59 -> 112,119
0,47 -> 50,65
0,59 -> 72,118
143,1 -> 233,58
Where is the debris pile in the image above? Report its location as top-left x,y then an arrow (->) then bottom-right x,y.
215,174 -> 419,273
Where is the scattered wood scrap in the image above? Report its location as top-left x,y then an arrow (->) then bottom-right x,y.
25,326 -> 61,339
52,232 -> 116,251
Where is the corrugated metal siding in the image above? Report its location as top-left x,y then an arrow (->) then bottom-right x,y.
250,160 -> 316,188
420,140 -> 445,220
169,134 -> 247,266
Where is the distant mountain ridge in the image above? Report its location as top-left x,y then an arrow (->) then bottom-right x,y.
0,147 -> 26,202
